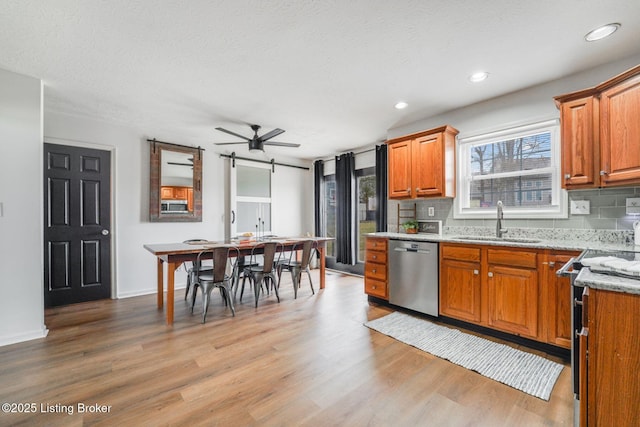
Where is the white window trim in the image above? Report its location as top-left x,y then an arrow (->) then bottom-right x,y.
454,119 -> 568,219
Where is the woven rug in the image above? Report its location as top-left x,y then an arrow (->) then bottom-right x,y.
364,311 -> 564,400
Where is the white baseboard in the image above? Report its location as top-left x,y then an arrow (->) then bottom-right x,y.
0,326 -> 48,347
117,283 -> 187,299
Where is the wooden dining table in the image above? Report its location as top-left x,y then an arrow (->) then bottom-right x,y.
144,237 -> 332,325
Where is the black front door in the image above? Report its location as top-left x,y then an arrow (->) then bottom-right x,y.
43,143 -> 112,307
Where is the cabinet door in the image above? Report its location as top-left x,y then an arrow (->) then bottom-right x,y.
560,97 -> 599,189
600,73 -> 640,186
544,254 -> 574,349
487,265 -> 538,338
412,133 -> 444,197
388,140 -> 413,199
173,187 -> 188,199
161,187 -> 174,199
440,259 -> 481,323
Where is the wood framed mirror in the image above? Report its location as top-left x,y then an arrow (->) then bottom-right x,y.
149,140 -> 202,222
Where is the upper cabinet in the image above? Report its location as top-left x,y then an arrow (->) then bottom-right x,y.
555,64 -> 640,189
387,125 -> 458,199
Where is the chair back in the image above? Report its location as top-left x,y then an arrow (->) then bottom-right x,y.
197,246 -> 235,283
250,241 -> 281,273
299,240 -> 314,270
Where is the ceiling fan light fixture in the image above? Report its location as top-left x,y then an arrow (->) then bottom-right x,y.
584,23 -> 621,41
248,140 -> 264,152
394,101 -> 408,110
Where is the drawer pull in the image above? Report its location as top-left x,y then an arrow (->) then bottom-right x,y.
488,272 -> 493,278
373,255 -> 377,259
473,269 -> 479,275
372,269 -> 377,274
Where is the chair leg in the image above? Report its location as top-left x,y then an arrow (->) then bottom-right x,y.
240,274 -> 247,302
224,285 -> 236,316
306,267 -> 315,295
269,273 -> 280,302
191,283 -> 199,313
202,285 -> 211,323
290,268 -> 300,299
253,275 -> 261,308
185,271 -> 191,300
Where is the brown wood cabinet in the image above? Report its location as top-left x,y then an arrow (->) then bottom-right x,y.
487,249 -> 539,339
555,64 -> 640,189
387,125 -> 458,199
439,245 -> 482,323
439,243 -> 577,348
161,186 -> 190,200
582,287 -> 640,426
364,237 -> 388,299
541,251 -> 578,349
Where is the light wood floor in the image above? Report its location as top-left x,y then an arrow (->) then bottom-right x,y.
0,271 -> 573,426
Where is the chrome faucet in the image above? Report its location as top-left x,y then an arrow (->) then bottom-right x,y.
496,201 -> 508,238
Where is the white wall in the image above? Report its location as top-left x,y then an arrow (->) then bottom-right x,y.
0,68 -> 47,346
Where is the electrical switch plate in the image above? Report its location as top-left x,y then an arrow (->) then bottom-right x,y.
570,200 -> 590,215
428,207 -> 435,217
626,198 -> 640,215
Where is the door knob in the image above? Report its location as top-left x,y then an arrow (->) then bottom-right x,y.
101,229 -> 110,236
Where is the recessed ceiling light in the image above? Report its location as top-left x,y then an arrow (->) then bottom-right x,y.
469,71 -> 489,83
585,23 -> 621,42
394,101 -> 408,110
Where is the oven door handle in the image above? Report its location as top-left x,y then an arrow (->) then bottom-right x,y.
556,257 -> 576,277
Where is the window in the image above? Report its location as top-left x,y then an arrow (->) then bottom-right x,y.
455,120 -> 567,219
357,167 -> 376,262
324,174 -> 336,257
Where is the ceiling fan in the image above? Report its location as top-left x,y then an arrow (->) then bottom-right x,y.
214,124 -> 300,152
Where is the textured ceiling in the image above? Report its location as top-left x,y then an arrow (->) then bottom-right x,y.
1,1 -> 639,160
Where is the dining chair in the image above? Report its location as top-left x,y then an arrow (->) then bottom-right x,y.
190,246 -> 238,322
182,239 -> 213,300
239,241 -> 282,308
276,240 -> 315,298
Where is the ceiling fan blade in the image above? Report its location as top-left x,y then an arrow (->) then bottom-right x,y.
263,141 -> 301,148
214,142 -> 248,146
167,162 -> 194,166
215,127 -> 251,141
259,128 -> 285,142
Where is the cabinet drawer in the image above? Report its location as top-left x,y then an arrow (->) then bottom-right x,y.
487,249 -> 537,269
366,249 -> 387,264
365,262 -> 386,281
366,238 -> 387,251
441,245 -> 481,262
365,277 -> 387,299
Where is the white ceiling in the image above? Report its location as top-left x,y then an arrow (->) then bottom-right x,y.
1,1 -> 639,160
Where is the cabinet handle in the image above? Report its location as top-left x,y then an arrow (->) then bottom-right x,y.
473,269 -> 479,275
373,255 -> 377,259
372,285 -> 377,290
372,269 -> 377,274
416,187 -> 419,192
564,174 -> 571,180
406,188 -> 410,193
488,272 -> 494,277
548,261 -> 556,268
574,298 -> 583,307
600,170 -> 608,176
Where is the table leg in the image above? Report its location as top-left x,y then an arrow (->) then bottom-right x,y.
156,258 -> 164,309
319,245 -> 326,290
166,261 -> 177,325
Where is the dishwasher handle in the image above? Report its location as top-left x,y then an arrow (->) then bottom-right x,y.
393,247 -> 431,254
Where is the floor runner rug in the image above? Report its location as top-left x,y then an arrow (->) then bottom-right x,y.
364,311 -> 564,400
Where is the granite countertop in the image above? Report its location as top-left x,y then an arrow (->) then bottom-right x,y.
369,231 -> 640,253
370,228 -> 640,295
575,268 -> 640,295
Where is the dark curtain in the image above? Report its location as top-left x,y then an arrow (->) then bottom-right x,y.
375,144 -> 388,232
313,160 -> 324,237
335,152 -> 356,265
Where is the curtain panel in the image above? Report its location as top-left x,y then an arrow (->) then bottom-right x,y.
313,160 -> 324,237
335,152 -> 356,265
375,144 -> 388,232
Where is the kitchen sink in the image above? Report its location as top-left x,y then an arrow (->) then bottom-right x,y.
453,236 -> 542,244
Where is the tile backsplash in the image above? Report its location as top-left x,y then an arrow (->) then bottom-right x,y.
388,186 -> 640,233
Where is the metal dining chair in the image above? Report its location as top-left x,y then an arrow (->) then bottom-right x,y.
276,240 -> 315,298
190,246 -> 239,322
239,241 -> 282,308
182,239 -> 213,300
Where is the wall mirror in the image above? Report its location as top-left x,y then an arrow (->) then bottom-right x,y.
149,140 -> 202,222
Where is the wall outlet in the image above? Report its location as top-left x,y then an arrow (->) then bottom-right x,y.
428,207 -> 435,217
570,200 -> 590,215
626,198 -> 640,214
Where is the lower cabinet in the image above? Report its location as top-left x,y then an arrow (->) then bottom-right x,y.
440,245 -> 482,323
364,237 -> 388,299
582,287 -> 640,426
439,243 -> 579,348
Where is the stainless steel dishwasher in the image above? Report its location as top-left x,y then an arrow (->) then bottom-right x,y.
388,239 -> 439,316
